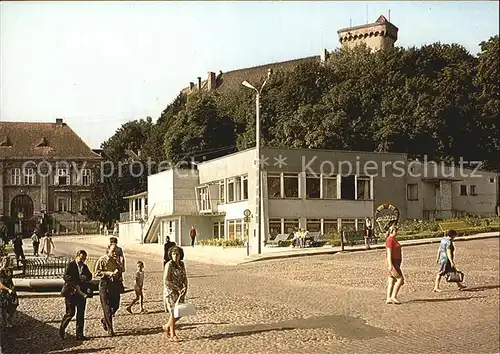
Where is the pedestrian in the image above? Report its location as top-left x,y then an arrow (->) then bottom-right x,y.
41,232 -> 56,259
189,226 -> 196,247
12,233 -> 25,267
364,217 -> 373,250
95,244 -> 123,336
385,225 -> 404,304
59,250 -> 92,340
433,230 -> 467,292
107,237 -> 126,272
162,246 -> 188,342
31,231 -> 40,256
0,256 -> 18,328
113,222 -> 118,236
126,261 -> 147,314
163,236 -> 176,268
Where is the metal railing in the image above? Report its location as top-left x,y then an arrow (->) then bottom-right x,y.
18,256 -> 71,279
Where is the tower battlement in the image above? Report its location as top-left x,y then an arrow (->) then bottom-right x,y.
337,15 -> 399,52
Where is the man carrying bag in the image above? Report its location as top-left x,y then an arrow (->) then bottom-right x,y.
59,250 -> 92,340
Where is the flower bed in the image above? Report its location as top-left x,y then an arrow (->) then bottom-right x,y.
197,238 -> 245,247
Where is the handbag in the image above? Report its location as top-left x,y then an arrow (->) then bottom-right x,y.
445,270 -> 464,283
173,295 -> 196,318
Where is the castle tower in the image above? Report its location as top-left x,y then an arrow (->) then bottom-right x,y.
337,15 -> 398,52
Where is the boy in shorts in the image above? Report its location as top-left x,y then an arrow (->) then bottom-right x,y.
126,261 -> 147,314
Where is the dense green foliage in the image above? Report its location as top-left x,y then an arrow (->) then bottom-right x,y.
85,37 -> 499,222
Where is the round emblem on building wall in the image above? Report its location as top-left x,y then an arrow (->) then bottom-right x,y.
374,203 -> 400,236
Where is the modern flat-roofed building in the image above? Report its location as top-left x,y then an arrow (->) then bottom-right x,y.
119,147 -> 498,250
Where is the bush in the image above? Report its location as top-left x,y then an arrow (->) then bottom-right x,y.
398,225 -> 499,242
398,216 -> 499,234
197,238 -> 244,247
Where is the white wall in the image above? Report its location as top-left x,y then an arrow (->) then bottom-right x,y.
118,221 -> 142,244
147,170 -> 174,213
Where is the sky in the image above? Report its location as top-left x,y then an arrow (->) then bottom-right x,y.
1,1 -> 499,149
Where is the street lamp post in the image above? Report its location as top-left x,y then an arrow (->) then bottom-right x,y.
242,71 -> 270,255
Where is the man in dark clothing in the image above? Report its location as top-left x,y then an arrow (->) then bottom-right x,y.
59,250 -> 93,340
12,233 -> 25,267
163,236 -> 176,267
189,226 -> 197,247
95,244 -> 123,336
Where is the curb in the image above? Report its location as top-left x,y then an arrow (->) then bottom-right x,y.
239,233 -> 499,265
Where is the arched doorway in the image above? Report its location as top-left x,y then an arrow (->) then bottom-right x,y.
10,194 -> 35,235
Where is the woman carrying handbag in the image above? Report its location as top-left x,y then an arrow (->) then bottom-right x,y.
162,246 -> 191,342
433,229 -> 467,292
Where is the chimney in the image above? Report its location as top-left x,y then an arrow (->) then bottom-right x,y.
320,49 -> 329,63
197,77 -> 202,90
189,82 -> 194,90
55,118 -> 63,126
207,72 -> 216,91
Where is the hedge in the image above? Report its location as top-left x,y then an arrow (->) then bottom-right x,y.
197,238 -> 245,247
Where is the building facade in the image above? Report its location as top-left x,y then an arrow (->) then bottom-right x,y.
0,119 -> 101,235
119,147 -> 498,250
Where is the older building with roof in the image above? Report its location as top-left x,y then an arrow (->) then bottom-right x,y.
0,118 -> 101,235
182,15 -> 398,95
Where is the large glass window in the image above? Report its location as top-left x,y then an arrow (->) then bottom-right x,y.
283,174 -> 299,198
269,219 -> 282,238
227,219 -> 243,240
242,176 -> 248,200
218,181 -> 225,203
267,174 -> 281,198
284,219 -> 299,235
23,168 -> 35,185
11,168 -> 21,185
356,176 -> 371,200
306,219 -> 321,232
227,179 -> 235,202
322,177 -> 337,199
341,219 -> 356,231
306,174 -> 320,199
323,219 -> 338,235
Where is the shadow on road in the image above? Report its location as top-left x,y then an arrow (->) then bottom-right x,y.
44,347 -> 115,354
198,315 -> 388,341
2,312 -> 79,354
461,284 -> 499,292
407,295 -> 486,303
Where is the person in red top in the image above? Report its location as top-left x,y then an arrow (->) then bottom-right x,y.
385,225 -> 404,304
189,226 -> 197,247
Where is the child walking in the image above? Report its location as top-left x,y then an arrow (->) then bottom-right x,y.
126,261 -> 147,314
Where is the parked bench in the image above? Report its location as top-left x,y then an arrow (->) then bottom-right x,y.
438,221 -> 469,232
265,234 -> 291,247
306,232 -> 328,248
343,230 -> 378,247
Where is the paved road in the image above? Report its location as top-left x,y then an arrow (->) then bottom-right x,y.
3,238 -> 499,354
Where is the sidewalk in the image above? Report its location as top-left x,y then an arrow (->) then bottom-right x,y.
52,232 -> 499,266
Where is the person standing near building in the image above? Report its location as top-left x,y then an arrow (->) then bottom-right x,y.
364,217 -> 373,250
126,261 -> 147,314
385,225 -> 404,304
107,237 -> 126,273
95,244 -> 123,336
41,232 -> 56,259
163,236 -> 176,267
59,250 -> 92,340
433,230 -> 467,292
12,233 -> 25,267
189,226 -> 197,247
31,231 -> 40,257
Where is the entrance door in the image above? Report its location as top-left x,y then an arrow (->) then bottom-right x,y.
10,194 -> 36,235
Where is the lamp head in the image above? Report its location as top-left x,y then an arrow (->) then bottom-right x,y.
242,80 -> 256,90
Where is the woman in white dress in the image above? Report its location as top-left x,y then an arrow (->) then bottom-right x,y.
41,232 -> 55,259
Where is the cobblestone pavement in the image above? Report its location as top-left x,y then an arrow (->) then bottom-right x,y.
3,238 -> 499,354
